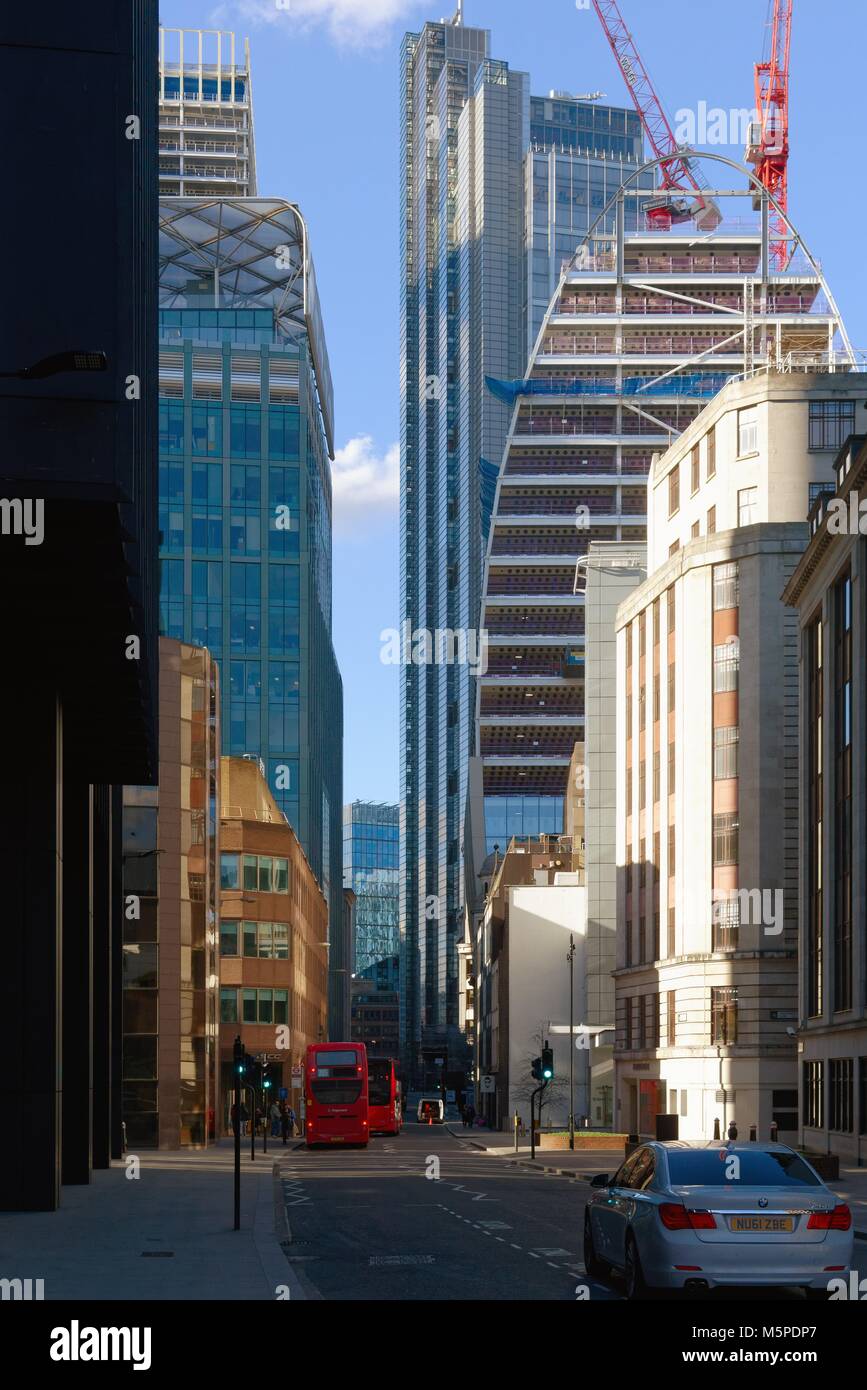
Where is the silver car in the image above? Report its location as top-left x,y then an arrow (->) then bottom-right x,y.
584,1141 -> 853,1299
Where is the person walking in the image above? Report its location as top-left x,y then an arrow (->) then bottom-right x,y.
465,1103 -> 475,1128
239,1103 -> 249,1137
286,1105 -> 297,1139
270,1100 -> 282,1137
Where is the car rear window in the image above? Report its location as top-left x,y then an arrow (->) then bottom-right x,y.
666,1149 -> 822,1187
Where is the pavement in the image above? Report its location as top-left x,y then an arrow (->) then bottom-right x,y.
452,1126 -> 867,1237
0,1141 -> 303,1301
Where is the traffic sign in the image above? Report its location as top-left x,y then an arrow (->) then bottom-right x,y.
481,1075 -> 495,1094
279,1087 -> 288,1100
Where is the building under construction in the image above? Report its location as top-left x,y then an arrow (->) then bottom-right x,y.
466,163 -> 855,865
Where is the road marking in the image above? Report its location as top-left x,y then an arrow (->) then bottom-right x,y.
369,1255 -> 435,1267
547,1262 -> 560,1270
476,1221 -> 511,1230
510,1244 -> 522,1250
528,1252 -> 541,1259
532,1248 -> 574,1258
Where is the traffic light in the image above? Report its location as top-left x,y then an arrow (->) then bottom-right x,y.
541,1044 -> 554,1081
233,1036 -> 245,1076
531,1057 -> 542,1082
262,1064 -> 272,1091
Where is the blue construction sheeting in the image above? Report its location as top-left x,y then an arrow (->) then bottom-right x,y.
485,372 -> 735,405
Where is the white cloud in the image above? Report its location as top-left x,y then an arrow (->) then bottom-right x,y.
224,0 -> 422,48
332,435 -> 399,531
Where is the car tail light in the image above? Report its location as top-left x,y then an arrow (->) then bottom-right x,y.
807,1205 -> 851,1231
659,1203 -> 716,1231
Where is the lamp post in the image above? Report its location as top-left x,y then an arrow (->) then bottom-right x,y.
567,935 -> 576,1151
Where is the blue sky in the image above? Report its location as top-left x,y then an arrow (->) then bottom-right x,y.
159,0 -> 867,805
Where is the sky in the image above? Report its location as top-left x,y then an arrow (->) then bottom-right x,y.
159,0 -> 867,806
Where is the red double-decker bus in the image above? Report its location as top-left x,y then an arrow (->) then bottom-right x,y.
368,1057 -> 401,1136
304,1043 -> 369,1147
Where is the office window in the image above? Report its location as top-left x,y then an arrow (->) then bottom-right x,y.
668,539 -> 680,557
691,521 -> 700,539
691,444 -> 700,495
859,1059 -> 867,1136
667,741 -> 675,794
712,894 -> 739,951
667,907 -> 675,958
220,921 -> 239,956
667,825 -> 676,876
714,639 -> 739,692
667,990 -> 676,1044
668,463 -> 680,517
667,586 -> 676,634
220,987 -> 238,1023
809,399 -> 855,451
653,599 -> 660,647
711,986 -> 738,1044
713,725 -> 739,780
803,1060 -> 824,1128
647,994 -> 660,1048
738,407 -> 758,455
713,812 -> 739,866
707,505 -> 716,534
738,486 -> 758,526
706,426 -> 716,478
713,561 -> 739,610
652,749 -> 660,802
829,1059 -> 853,1133
833,573 -> 852,1012
772,1089 -> 798,1134
220,853 -> 239,890
807,619 -> 824,1017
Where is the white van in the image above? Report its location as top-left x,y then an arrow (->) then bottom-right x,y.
417,1097 -> 445,1124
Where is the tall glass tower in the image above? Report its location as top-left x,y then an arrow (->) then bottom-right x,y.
343,802 -> 400,975
157,196 -> 347,1038
400,16 -> 529,1084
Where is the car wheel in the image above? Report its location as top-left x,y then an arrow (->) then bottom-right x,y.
624,1232 -> 648,1300
583,1212 -> 602,1277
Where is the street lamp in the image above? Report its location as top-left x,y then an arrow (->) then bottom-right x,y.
0,349 -> 108,380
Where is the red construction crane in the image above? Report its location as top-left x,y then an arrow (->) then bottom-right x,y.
591,0 -> 721,231
745,0 -> 793,267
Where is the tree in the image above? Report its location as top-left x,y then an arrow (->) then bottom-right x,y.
511,1027 -> 567,1125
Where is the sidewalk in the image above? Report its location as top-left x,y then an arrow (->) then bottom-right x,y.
451,1127 -> 867,1238
0,1141 -> 305,1301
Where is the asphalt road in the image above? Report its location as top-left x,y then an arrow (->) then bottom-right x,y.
278,1119 -> 867,1302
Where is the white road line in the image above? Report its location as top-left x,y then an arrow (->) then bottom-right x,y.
528,1252 -> 541,1259
510,1244 -> 522,1250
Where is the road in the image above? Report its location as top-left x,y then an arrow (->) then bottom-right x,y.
278,1118 -> 867,1301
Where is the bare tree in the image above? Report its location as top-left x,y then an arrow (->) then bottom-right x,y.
511,1027 -> 567,1124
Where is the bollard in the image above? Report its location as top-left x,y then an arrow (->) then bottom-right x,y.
770,1120 -> 778,1143
749,1124 -> 757,1141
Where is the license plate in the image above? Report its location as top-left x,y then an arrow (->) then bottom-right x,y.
729,1215 -> 794,1233
329,1136 -> 345,1143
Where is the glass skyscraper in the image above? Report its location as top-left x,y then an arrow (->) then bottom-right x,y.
157,196 -> 347,1038
400,17 -> 528,1084
343,802 -> 400,976
399,18 -> 653,1084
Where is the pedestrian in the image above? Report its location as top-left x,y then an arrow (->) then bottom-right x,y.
270,1100 -> 281,1137
465,1103 -> 475,1128
460,1105 -> 468,1128
287,1105 -> 297,1138
239,1103 -> 249,1137
280,1104 -> 290,1145
230,1102 -> 239,1137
